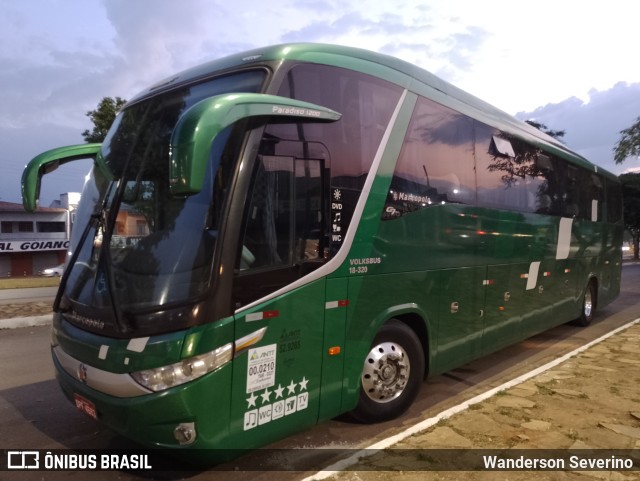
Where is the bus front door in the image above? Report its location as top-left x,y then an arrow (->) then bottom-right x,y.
228,151 -> 332,448
229,279 -> 326,450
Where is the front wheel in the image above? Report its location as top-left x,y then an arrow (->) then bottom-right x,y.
350,320 -> 425,423
574,280 -> 597,327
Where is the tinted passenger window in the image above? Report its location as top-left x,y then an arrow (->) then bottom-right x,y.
531,154 -> 562,216
607,179 -> 623,223
273,64 -> 402,249
475,124 -> 566,215
537,156 -> 584,219
579,169 -> 604,221
384,96 -> 610,222
383,97 -> 475,219
238,155 -> 323,271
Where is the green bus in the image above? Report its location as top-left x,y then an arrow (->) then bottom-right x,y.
22,43 -> 623,457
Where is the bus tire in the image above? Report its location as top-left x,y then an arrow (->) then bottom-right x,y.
350,320 -> 425,423
574,280 -> 597,327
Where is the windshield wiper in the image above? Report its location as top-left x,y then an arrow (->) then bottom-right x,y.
55,182 -> 129,334
53,210 -> 100,313
97,204 -> 128,333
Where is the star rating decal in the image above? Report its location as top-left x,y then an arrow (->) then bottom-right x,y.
243,377 -> 310,431
286,380 -> 297,395
246,392 -> 258,408
261,388 -> 272,404
246,377 -> 309,409
274,384 -> 285,399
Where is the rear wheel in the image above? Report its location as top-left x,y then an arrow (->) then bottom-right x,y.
574,280 -> 597,327
350,320 -> 425,423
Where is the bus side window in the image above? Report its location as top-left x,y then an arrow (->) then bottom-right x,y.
580,170 -> 604,222
277,63 -> 402,233
475,124 -> 551,214
606,179 -> 623,224
239,155 -> 294,270
237,155 -> 324,272
383,96 -> 475,219
233,153 -> 325,306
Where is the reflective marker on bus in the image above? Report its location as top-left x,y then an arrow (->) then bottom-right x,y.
22,43 -> 623,462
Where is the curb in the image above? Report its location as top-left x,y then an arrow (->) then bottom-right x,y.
0,314 -> 52,330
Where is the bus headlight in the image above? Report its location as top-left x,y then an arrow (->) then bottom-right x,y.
131,343 -> 233,392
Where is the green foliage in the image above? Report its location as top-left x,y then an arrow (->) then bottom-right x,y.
614,116 -> 640,164
525,120 -> 566,140
82,96 -> 127,143
620,172 -> 640,260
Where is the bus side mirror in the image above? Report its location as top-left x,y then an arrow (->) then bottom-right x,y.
21,143 -> 106,212
169,93 -> 341,196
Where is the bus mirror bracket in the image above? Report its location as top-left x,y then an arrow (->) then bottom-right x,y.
169,93 -> 342,196
21,143 -> 107,212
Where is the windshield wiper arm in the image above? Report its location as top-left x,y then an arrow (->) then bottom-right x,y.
53,211 -> 100,313
97,197 -> 129,333
55,208 -> 128,333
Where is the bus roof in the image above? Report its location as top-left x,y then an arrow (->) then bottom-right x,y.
130,43 -> 617,181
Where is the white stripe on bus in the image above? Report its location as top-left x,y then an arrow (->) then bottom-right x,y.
556,217 -> 573,260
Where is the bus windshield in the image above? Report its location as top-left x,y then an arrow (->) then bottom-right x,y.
63,70 -> 265,319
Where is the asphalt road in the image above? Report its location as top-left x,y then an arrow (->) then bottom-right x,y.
1,264 -> 639,481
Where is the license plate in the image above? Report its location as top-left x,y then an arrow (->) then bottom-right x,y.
74,393 -> 98,420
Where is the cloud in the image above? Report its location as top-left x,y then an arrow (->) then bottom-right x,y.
281,12 -> 406,43
103,0 -> 212,75
0,123 -> 90,205
1,0 -> 637,206
517,82 -> 640,174
447,26 -> 490,70
280,4 -> 490,85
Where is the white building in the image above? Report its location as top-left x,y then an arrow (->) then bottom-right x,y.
0,193 -> 79,277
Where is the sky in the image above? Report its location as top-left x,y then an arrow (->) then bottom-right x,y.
1,0 -> 639,206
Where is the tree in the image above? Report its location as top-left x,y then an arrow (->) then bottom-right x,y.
614,116 -> 640,164
82,96 -> 127,143
525,120 -> 566,141
620,172 -> 640,260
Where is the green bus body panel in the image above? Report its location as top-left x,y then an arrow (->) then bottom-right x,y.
228,279 -> 326,450
318,277 -> 349,421
21,143 -> 102,212
53,353 -> 234,454
343,203 -> 623,375
170,93 -> 341,195
436,267 -> 485,368
52,280 -> 331,452
341,272 -> 439,406
52,312 -> 235,374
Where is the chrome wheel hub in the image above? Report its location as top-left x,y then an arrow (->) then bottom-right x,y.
584,289 -> 593,318
362,341 -> 410,403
